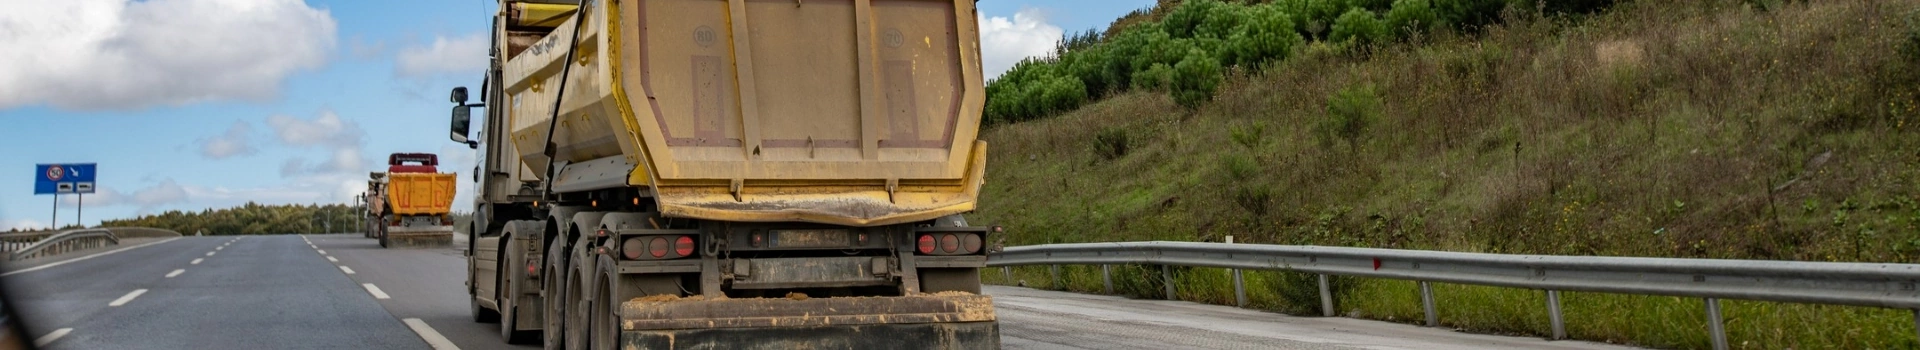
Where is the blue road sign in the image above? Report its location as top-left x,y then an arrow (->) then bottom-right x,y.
34,163 -> 96,195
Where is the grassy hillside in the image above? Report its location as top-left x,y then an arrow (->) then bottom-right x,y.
974,1 -> 1920,348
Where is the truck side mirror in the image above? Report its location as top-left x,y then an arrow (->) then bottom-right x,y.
451,86 -> 469,104
451,105 -> 478,149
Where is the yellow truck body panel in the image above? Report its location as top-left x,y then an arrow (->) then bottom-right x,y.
499,0 -> 986,227
385,173 -> 458,216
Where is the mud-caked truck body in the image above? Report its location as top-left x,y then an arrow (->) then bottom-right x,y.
447,0 -> 999,348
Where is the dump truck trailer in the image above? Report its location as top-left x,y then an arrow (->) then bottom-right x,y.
445,0 -> 998,348
368,153 -> 458,248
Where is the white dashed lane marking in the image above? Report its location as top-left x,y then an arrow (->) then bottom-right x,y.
166,269 -> 184,278
362,283 -> 391,299
34,328 -> 71,347
340,266 -> 356,274
403,318 -> 461,350
109,289 -> 147,307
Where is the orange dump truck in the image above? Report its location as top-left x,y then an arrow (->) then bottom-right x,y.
367,153 -> 457,248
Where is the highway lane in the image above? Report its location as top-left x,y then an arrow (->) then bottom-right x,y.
1,235 -> 425,349
306,233 -> 535,350
0,232 -> 1651,350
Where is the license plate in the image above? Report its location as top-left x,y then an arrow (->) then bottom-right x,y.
771,229 -> 849,248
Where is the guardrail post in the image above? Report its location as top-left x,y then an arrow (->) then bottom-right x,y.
1050,265 -> 1061,289
1912,309 -> 1919,343
1547,290 -> 1566,340
1420,281 -> 1438,327
1101,264 -> 1113,294
1228,236 -> 1246,307
1706,298 -> 1728,350
1003,266 -> 1012,283
1162,265 -> 1176,300
1318,274 -> 1334,317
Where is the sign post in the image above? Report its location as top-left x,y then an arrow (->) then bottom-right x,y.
35,163 -> 97,229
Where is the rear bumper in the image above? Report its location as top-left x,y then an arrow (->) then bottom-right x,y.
384,225 -> 453,248
620,294 -> 999,349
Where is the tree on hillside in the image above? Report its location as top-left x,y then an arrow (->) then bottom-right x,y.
1171,48 -> 1225,112
1321,83 -> 1382,152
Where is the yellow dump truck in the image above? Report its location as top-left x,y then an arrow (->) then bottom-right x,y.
444,0 -> 998,348
366,153 -> 458,248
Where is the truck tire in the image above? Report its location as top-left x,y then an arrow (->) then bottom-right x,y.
499,264 -> 540,344
378,224 -> 389,248
498,220 -> 545,344
565,236 -> 595,350
543,238 -> 570,350
589,255 -> 619,350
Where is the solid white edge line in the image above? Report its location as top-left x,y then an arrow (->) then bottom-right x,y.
402,318 -> 461,350
109,289 -> 148,307
165,269 -> 184,278
327,256 -> 338,262
1,237 -> 181,276
191,258 -> 203,265
362,283 -> 391,299
339,266 -> 356,274
33,328 -> 71,347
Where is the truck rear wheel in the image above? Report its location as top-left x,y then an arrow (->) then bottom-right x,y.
543,238 -> 570,350
589,256 -> 618,350
565,236 -> 594,350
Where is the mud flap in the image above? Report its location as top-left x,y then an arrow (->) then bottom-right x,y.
619,294 -> 999,349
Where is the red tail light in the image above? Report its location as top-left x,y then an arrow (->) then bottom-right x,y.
649,237 -> 669,258
939,234 -> 959,253
916,235 -> 935,254
674,236 -> 695,257
527,259 -> 539,277
622,238 -> 643,260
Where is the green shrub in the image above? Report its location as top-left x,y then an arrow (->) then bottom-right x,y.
1223,153 -> 1260,180
1385,0 -> 1440,38
1163,0 -> 1230,39
1434,0 -> 1509,31
1321,83 -> 1382,151
1171,49 -> 1226,112
1093,127 -> 1132,160
1229,122 -> 1266,149
1332,8 -> 1389,46
1131,63 -> 1176,91
1228,4 -> 1305,68
1234,183 -> 1275,215
1197,2 -> 1252,40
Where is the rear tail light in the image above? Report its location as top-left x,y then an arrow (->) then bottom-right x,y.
674,236 -> 695,257
622,238 -> 644,260
618,235 -> 697,260
527,259 -> 540,278
939,234 -> 959,253
649,237 -> 669,258
916,235 -> 935,254
916,233 -> 982,255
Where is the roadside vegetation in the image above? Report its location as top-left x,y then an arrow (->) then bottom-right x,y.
974,0 -> 1920,349
75,202 -> 367,236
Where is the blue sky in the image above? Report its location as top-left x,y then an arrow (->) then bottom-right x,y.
0,0 -> 1152,230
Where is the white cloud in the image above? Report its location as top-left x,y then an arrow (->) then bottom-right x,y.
0,0 -> 337,111
266,110 -> 363,148
267,110 -> 368,178
395,33 -> 489,79
198,120 -> 257,159
979,7 -> 1064,80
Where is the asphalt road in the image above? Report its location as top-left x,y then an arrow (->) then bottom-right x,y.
0,233 -> 1642,350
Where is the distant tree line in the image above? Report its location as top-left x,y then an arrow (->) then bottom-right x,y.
72,202 -> 371,236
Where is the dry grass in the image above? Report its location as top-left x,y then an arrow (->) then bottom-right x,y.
975,1 -> 1920,349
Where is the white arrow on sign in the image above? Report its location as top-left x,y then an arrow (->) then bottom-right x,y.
71,167 -> 81,178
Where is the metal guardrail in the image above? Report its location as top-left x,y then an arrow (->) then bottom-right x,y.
0,231 -> 59,252
986,241 -> 1920,350
7,229 -> 119,261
